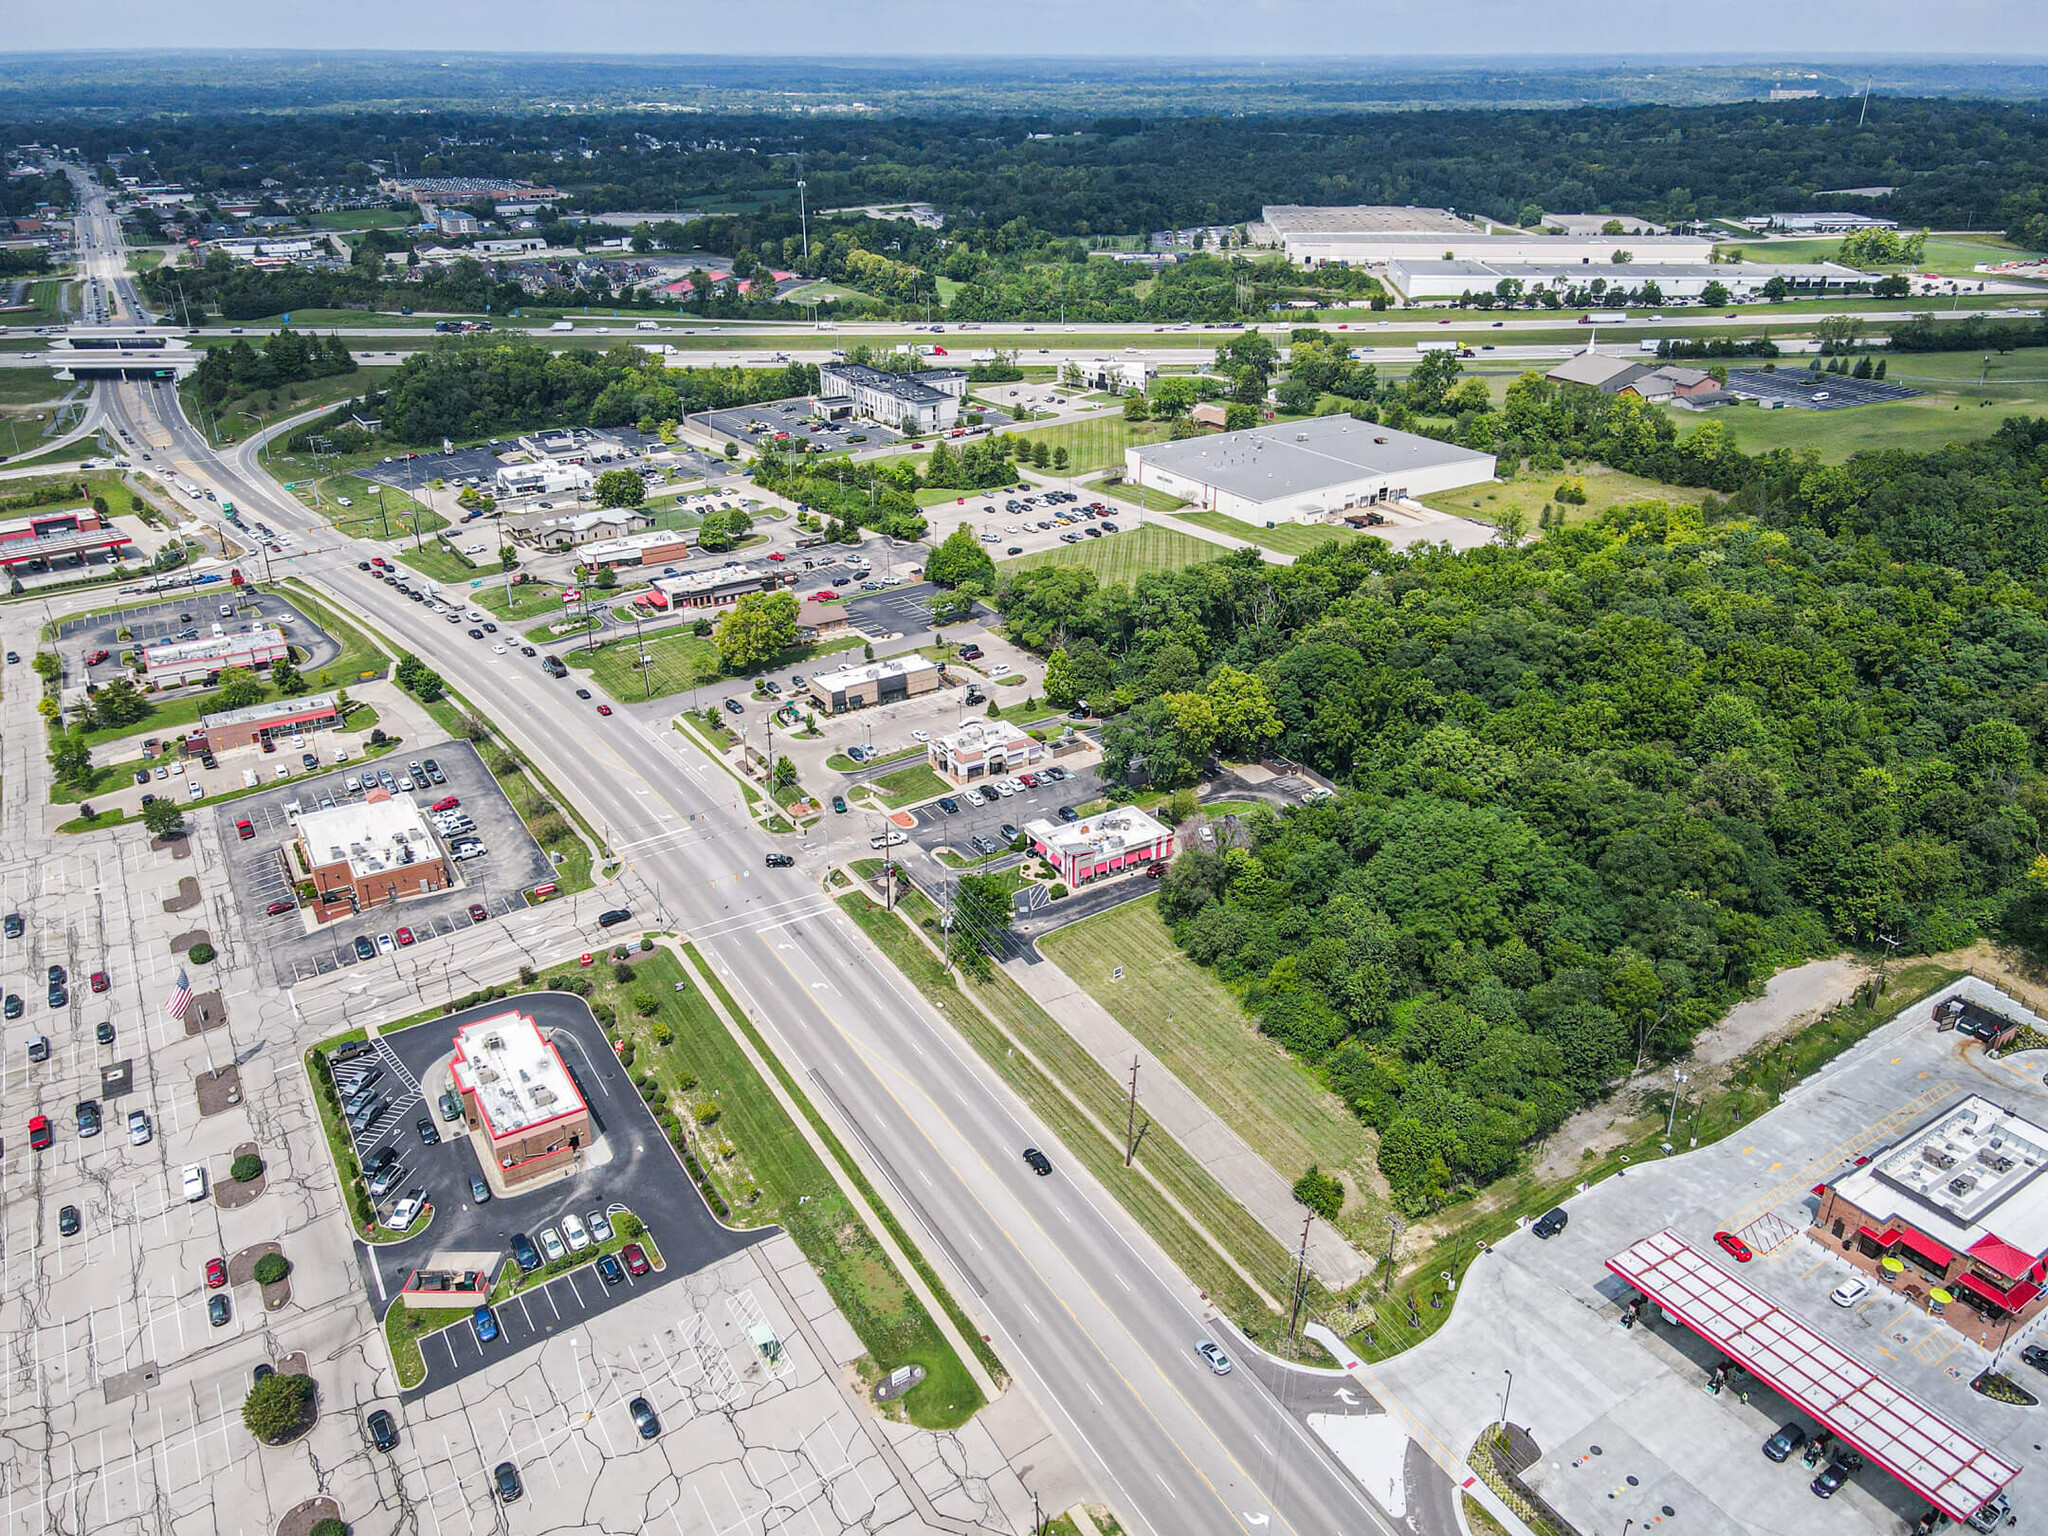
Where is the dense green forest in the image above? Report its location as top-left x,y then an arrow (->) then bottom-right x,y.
187,328 -> 355,409
1000,419 -> 2048,1213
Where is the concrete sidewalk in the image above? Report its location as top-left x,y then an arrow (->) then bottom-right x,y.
1002,951 -> 1371,1289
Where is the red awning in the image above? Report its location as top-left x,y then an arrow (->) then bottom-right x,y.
1856,1225 -> 1899,1247
1897,1229 -> 1954,1269
1954,1270 -> 2041,1312
1967,1232 -> 2039,1283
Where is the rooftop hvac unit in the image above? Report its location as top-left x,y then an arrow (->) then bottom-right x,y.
485,1033 -> 505,1051
1949,1174 -> 1979,1198
532,1086 -> 557,1107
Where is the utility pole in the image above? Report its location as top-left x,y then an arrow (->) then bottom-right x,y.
797,179 -> 809,262
1382,1215 -> 1403,1295
1124,1056 -> 1141,1166
1666,1067 -> 1689,1140
1288,1213 -> 1312,1340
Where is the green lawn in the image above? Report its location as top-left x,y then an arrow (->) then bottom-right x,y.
310,209 -> 419,232
1421,464 -> 1710,530
1175,511 -> 1363,555
567,627 -> 722,701
864,763 -> 950,809
1088,476 -> 1191,513
1713,232 -> 2042,277
1004,416 -> 1178,473
0,368 -> 68,407
1000,525 -> 1229,583
288,473 -> 447,540
474,582 -> 573,620
3,432 -> 111,470
185,366 -> 396,449
1038,896 -> 1384,1243
1675,393 -> 2044,462
396,538 -> 487,586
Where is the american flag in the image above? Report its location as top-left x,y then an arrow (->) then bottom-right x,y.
165,968 -> 193,1019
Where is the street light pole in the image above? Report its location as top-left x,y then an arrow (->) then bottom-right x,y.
1666,1067 -> 1689,1140
1499,1367 -> 1513,1428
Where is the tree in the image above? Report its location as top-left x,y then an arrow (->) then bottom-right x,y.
1042,647 -> 1077,707
142,798 -> 186,839
925,526 -> 997,589
1293,1165 -> 1345,1221
1218,331 -> 1278,402
269,659 -> 307,697
713,590 -> 798,672
213,666 -> 265,711
1700,279 -> 1730,308
49,729 -> 92,790
951,873 -> 1013,978
394,653 -> 445,703
1205,666 -> 1281,759
1224,402 -> 1258,431
1123,393 -> 1150,422
594,469 -> 646,509
241,1372 -> 314,1443
90,677 -> 148,728
233,1153 -> 267,1183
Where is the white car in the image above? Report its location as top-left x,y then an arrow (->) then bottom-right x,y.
385,1192 -> 424,1230
990,663 -> 1012,676
561,1212 -> 591,1252
964,788 -> 987,807
336,496 -> 353,508
181,1163 -> 208,1203
996,780 -> 1018,797
376,933 -> 395,955
538,1226 -> 567,1263
127,1109 -> 151,1145
1831,1276 -> 1872,1308
912,730 -> 930,743
491,644 -> 507,655
187,781 -> 203,799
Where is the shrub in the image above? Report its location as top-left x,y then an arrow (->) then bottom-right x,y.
187,941 -> 216,965
241,1371 -> 314,1442
651,1024 -> 674,1047
309,1519 -> 349,1536
612,961 -> 636,984
252,1252 -> 291,1285
517,965 -> 537,985
633,991 -> 660,1017
230,1152 -> 265,1183
1293,1164 -> 1346,1221
692,1100 -> 721,1127
614,1212 -> 645,1240
1049,883 -> 1069,899
638,935 -> 654,952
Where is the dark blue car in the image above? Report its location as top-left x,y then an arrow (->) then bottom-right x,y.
510,1232 -> 541,1272
473,1305 -> 498,1343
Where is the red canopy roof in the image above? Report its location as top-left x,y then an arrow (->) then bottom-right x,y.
1857,1225 -> 1899,1247
1955,1270 -> 2041,1312
1898,1228 -> 1954,1269
1966,1232 -> 2038,1282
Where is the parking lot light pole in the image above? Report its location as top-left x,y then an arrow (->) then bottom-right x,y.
1499,1367 -> 1513,1428
1666,1067 -> 1688,1139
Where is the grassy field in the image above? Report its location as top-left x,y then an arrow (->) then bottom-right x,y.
1005,415 -> 1178,473
396,538 -> 488,586
0,368 -> 68,407
865,762 -> 950,809
0,432 -> 108,470
1038,896 -> 1384,1241
473,582 -> 573,621
186,367 -> 395,449
567,626 -> 722,701
1677,394 -> 2037,461
1712,232 -> 2042,276
310,209 -> 418,232
999,524 -> 1228,583
1421,463 -> 1710,529
289,473 -> 448,540
1087,476 -> 1192,513
1175,511 -> 1363,555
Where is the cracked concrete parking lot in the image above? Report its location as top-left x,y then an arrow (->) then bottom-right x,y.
217,737 -> 557,985
341,992 -> 761,1399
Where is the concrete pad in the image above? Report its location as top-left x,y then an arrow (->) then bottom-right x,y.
1308,1411 -> 1410,1517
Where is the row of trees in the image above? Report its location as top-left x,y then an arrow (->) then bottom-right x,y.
187,329 -> 357,411
993,415 -> 2048,1213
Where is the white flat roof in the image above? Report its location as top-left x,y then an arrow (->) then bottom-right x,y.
1132,417 -> 1493,505
1262,204 -> 1475,236
451,1009 -> 586,1141
141,626 -> 286,667
811,654 -> 940,691
937,719 -> 1032,753
1835,1093 -> 2048,1259
294,792 -> 439,879
1025,804 -> 1169,860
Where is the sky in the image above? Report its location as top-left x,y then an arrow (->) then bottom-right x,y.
7,2 -> 2044,56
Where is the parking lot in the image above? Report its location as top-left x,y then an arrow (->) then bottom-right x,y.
837,579 -> 939,639
217,738 -> 556,986
53,590 -> 339,687
701,395 -> 912,453
1724,369 -> 1923,410
923,486 -> 1134,561
1374,978 -> 2048,1536
337,991 -> 760,1399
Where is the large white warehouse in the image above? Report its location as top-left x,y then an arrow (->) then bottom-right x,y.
1125,417 -> 1494,526
1252,205 -> 1715,268
1386,257 -> 1873,302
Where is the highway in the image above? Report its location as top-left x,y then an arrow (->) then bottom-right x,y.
72,173 -> 1396,1536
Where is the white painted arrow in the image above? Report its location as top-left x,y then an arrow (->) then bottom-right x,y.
1335,1386 -> 1360,1405
1241,1515 -> 1270,1527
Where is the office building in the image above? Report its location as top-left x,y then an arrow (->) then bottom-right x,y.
816,362 -> 968,434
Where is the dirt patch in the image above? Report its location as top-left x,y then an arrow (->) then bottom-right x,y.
1929,940 -> 2048,1015
195,1065 -> 243,1116
183,989 -> 226,1035
216,1141 -> 266,1208
151,834 -> 193,861
276,1495 -> 338,1536
168,927 -> 210,952
162,878 -> 201,914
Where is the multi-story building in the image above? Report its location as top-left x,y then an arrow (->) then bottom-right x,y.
816,363 -> 967,435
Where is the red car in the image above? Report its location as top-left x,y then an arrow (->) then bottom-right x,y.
265,899 -> 293,916
1713,1230 -> 1753,1263
1018,773 -> 1038,788
468,904 -> 488,924
622,1243 -> 650,1277
89,971 -> 108,994
84,649 -> 110,666
810,589 -> 839,602
395,927 -> 415,947
235,819 -> 255,840
431,796 -> 460,813
766,552 -> 785,562
205,1257 -> 227,1289
596,704 -> 612,716
28,1115 -> 50,1151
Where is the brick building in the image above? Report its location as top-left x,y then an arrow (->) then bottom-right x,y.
191,693 -> 340,753
450,1010 -> 592,1189
294,793 -> 451,923
1023,804 -> 1174,888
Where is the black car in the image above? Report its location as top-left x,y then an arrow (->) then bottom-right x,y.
1057,805 -> 1080,823
723,697 -> 745,715
596,1252 -> 625,1287
493,1462 -> 523,1503
366,1144 -> 399,1173
1532,1207 -> 1569,1240
2,995 -> 19,1020
47,984 -> 66,1009
764,853 -> 795,868
1762,1422 -> 1808,1462
1022,1146 -> 1053,1176
1811,1457 -> 1858,1499
630,1396 -> 661,1440
422,758 -> 444,783
365,1408 -> 399,1452
937,797 -> 959,815
95,1022 -> 114,1045
57,1204 -> 80,1236
2023,1344 -> 2048,1376
597,908 -> 632,927
510,1232 -> 542,1272
75,1100 -> 100,1137
358,561 -> 372,571
3,914 -> 21,939
46,964 -> 64,986
575,688 -> 592,700
353,936 -> 376,961
208,1295 -> 231,1327
416,1118 -> 441,1147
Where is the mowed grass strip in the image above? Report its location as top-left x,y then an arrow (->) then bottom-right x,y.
1175,511 -> 1363,555
1037,895 -> 1382,1235
1005,415 -> 1176,473
566,627 -> 721,700
1000,525 -> 1227,583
